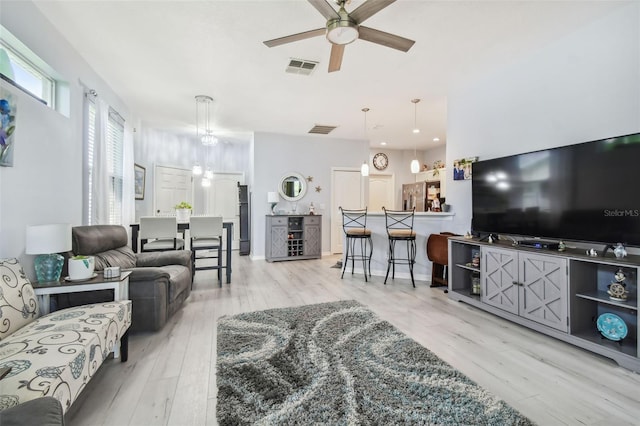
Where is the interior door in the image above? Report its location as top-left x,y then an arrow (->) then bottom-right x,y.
154,165 -> 193,215
369,174 -> 394,211
331,168 -> 365,254
206,172 -> 245,250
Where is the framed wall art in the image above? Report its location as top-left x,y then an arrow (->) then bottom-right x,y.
134,163 -> 146,200
453,156 -> 478,181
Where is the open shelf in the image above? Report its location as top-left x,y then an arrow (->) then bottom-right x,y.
575,290 -> 637,311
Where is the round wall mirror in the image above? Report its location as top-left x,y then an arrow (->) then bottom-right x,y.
278,172 -> 307,201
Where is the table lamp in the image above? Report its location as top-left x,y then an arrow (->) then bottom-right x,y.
25,223 -> 72,282
267,192 -> 279,215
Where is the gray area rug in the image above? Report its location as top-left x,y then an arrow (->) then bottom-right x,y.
217,300 -> 534,425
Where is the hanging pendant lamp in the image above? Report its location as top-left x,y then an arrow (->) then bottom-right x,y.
361,107 -> 370,177
410,99 -> 420,173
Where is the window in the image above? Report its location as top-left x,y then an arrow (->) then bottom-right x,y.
85,95 -> 125,225
0,26 -> 55,107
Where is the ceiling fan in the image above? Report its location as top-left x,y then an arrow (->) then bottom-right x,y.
263,0 -> 415,72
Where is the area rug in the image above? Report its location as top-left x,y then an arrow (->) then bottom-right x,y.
216,300 -> 534,425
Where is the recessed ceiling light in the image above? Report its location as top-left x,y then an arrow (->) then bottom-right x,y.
433,137 -> 440,142
380,141 -> 387,146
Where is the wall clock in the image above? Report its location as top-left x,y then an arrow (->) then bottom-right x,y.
373,152 -> 388,170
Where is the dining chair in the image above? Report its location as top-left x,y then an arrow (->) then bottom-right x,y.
189,216 -> 224,285
339,207 -> 373,282
427,232 -> 458,288
383,207 -> 417,287
139,216 -> 184,252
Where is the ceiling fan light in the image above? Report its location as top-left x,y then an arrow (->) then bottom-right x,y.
326,20 -> 359,45
192,163 -> 203,175
410,159 -> 420,174
201,177 -> 211,187
204,168 -> 213,179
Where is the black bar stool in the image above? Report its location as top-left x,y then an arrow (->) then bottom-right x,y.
339,207 -> 373,282
383,207 -> 416,287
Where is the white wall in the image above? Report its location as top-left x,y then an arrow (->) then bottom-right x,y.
0,1 -> 132,279
133,128 -> 251,218
252,132 -> 368,258
445,3 -> 640,235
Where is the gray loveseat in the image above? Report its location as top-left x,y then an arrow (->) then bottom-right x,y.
69,225 -> 192,332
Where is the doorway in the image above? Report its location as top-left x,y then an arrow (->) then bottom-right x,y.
154,165 -> 194,215
368,173 -> 395,211
206,172 -> 245,250
331,168 -> 365,254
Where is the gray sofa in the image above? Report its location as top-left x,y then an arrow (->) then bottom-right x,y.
69,225 -> 192,332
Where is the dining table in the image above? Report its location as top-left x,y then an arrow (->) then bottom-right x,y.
129,221 -> 233,284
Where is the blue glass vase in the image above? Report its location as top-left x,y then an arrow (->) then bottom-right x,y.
34,253 -> 64,282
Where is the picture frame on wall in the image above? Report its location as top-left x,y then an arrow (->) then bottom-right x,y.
134,163 -> 146,200
453,156 -> 478,180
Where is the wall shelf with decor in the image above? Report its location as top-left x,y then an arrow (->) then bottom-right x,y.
448,237 -> 640,372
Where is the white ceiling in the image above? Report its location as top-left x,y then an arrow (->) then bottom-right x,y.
33,0 -> 629,149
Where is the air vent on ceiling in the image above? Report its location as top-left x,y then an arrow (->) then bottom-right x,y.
286,58 -> 318,76
308,124 -> 337,135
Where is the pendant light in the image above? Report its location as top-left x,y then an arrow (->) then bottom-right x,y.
194,95 -> 215,176
361,107 -> 370,177
410,98 -> 420,173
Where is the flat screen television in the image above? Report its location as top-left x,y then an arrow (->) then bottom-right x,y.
471,132 -> 640,246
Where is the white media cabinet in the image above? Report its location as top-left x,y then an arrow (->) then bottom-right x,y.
448,237 -> 639,371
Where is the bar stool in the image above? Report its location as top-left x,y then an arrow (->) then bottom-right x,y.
339,207 -> 373,282
383,207 -> 416,287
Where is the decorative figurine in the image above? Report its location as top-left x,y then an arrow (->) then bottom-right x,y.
558,241 -> 566,252
607,268 -> 628,301
309,202 -> 315,215
613,243 -> 627,259
586,248 -> 598,257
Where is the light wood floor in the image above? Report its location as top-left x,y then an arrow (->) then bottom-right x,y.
66,253 -> 640,425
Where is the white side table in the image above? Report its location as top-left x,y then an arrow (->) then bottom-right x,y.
32,271 -> 131,358
33,270 -> 131,315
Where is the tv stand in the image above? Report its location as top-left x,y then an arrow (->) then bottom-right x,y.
448,237 -> 640,372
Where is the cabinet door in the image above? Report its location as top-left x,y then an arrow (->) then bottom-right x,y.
304,220 -> 321,257
270,225 -> 288,258
519,253 -> 568,332
482,247 -> 519,314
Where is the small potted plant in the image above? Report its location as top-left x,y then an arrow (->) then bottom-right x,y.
175,201 -> 192,222
68,255 -> 95,281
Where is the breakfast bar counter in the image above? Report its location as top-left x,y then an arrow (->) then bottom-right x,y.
345,211 -> 455,284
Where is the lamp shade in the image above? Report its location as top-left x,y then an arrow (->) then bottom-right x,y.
410,159 -> 420,174
361,162 -> 369,177
267,192 -> 279,203
25,224 -> 72,255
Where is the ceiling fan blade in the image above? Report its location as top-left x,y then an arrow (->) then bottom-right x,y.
358,26 -> 415,52
263,28 -> 325,48
350,0 -> 396,24
328,44 -> 345,73
308,0 -> 340,20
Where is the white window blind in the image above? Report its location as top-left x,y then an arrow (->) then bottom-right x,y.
84,95 -> 125,225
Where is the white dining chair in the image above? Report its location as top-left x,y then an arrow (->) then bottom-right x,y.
189,216 -> 224,285
139,216 -> 184,252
